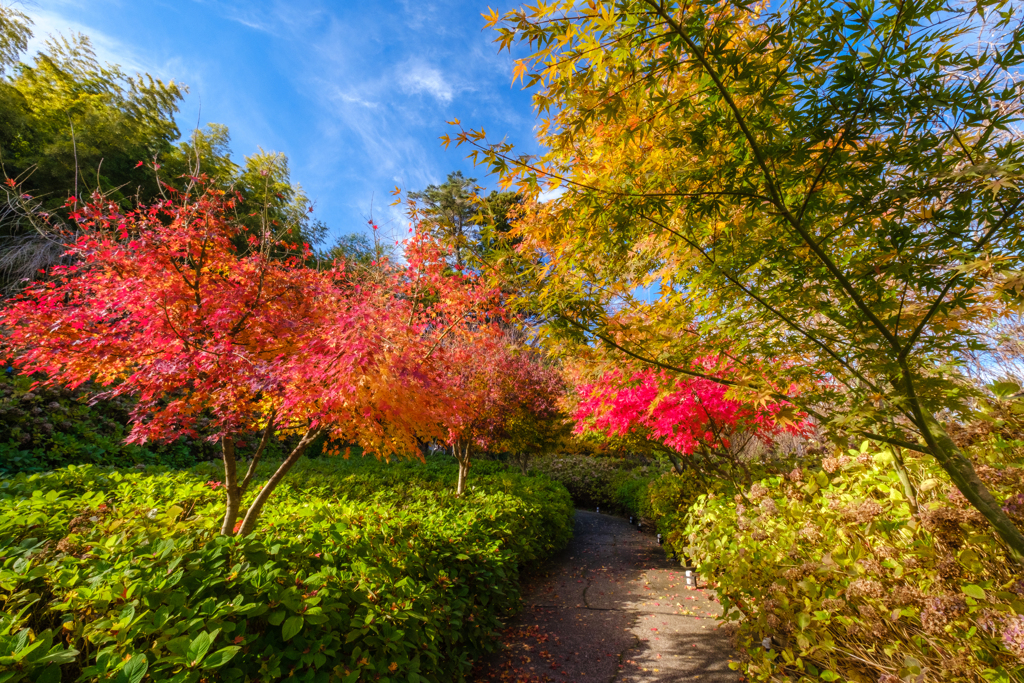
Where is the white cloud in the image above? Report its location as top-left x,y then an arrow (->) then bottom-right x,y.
398,61 -> 454,103
21,0 -> 539,248
334,88 -> 378,109
186,0 -> 281,36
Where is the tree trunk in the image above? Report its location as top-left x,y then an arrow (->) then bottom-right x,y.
915,407 -> 1024,562
235,427 -> 323,537
220,436 -> 242,536
456,441 -> 470,496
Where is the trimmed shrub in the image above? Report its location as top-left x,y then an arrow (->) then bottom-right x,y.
0,372 -> 212,475
0,456 -> 573,683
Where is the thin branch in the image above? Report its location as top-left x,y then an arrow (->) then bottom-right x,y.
240,411 -> 277,495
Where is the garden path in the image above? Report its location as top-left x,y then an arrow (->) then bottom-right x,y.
471,510 -> 739,682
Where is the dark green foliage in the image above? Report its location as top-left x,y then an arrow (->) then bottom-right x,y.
405,172 -> 524,282
329,232 -> 377,266
529,455 -> 655,514
0,456 -> 573,682
0,371 -> 214,475
407,171 -> 480,269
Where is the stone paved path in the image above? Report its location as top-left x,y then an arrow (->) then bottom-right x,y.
472,510 -> 739,682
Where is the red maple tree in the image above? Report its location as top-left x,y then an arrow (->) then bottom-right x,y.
0,187 -> 501,534
572,360 -> 808,473
441,339 -> 565,493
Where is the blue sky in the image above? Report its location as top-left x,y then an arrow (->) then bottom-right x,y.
24,0 -> 540,246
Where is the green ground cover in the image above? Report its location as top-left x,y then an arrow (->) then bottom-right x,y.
0,455 -> 573,683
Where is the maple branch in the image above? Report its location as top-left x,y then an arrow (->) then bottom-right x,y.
897,198 -> 1022,363
520,22 -> 656,77
641,212 -> 876,393
193,217 -> 211,310
425,310 -> 472,358
857,430 -> 929,455
451,133 -> 772,204
156,295 -> 193,351
227,256 -> 270,338
794,0 -> 906,225
561,311 -> 734,388
561,311 -> 846,432
644,0 -> 906,358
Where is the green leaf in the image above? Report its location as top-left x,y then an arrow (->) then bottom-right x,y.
36,648 -> 79,667
37,665 -> 61,683
202,646 -> 241,669
187,631 -> 213,666
989,381 -> 1021,399
282,615 -> 304,641
119,654 -> 148,683
962,584 -> 987,600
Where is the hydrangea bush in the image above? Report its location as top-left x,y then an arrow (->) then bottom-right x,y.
683,442 -> 1024,682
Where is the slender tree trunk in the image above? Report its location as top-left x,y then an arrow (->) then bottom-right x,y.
518,452 -> 529,476
913,405 -> 1024,562
220,436 -> 242,536
456,441 -> 471,496
235,427 -> 323,537
239,414 -> 276,496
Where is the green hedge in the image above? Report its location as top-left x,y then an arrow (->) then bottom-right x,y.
0,456 -> 573,683
529,455 -> 654,513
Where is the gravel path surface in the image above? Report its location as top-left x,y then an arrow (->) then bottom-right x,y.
472,510 -> 739,682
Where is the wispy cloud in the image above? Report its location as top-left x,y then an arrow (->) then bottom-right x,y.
23,0 -> 540,244
186,0 -> 281,36
397,61 -> 456,103
333,88 -> 378,109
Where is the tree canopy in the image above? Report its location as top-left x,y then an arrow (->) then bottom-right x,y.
454,0 -> 1024,558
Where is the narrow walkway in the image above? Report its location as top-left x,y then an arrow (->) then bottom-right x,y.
472,511 -> 739,682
